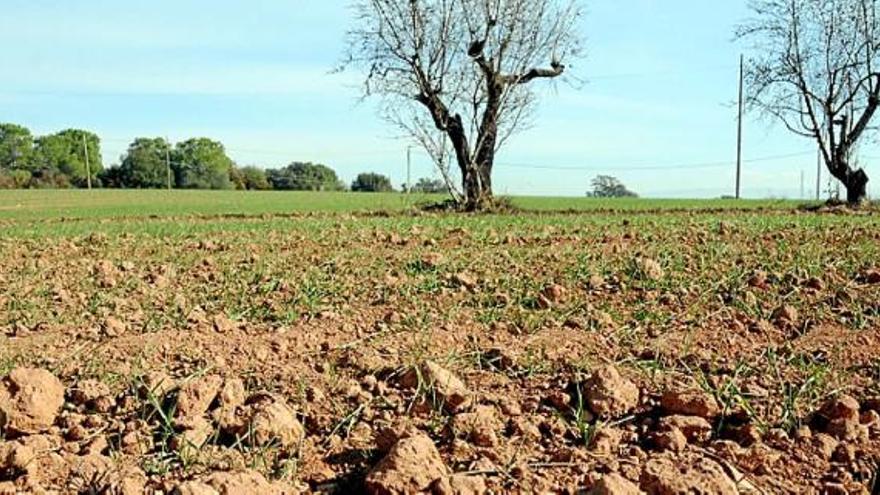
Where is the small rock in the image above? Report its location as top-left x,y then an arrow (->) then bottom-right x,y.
421,253 -> 444,269
660,389 -> 720,418
212,314 -> 236,333
747,270 -> 768,289
542,284 -> 566,303
243,396 -> 305,449
0,440 -> 37,473
832,442 -> 857,463
772,305 -> 799,327
826,418 -> 864,442
635,258 -> 664,281
173,416 -> 214,451
206,470 -> 287,494
823,483 -> 849,495
547,390 -> 571,410
174,481 -> 219,495
69,453 -> 114,491
365,433 -> 449,495
102,316 -> 127,337
640,454 -> 738,495
109,467 -> 148,495
591,427 -> 623,456
176,375 -> 223,421
452,405 -> 502,447
452,273 -> 478,290
139,371 -> 175,400
653,427 -> 687,452
813,433 -> 839,460
375,418 -> 421,453
794,425 -> 812,441
218,378 -> 246,409
819,395 -> 860,423
431,474 -> 487,495
589,473 -> 644,495
658,415 -> 713,443
582,366 -> 639,419
401,361 -> 471,413
731,423 -> 762,447
69,379 -> 112,410
0,368 -> 65,435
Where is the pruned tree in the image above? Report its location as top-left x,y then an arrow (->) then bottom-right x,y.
737,0 -> 880,204
343,0 -> 584,210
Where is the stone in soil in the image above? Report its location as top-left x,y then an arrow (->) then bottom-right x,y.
430,474 -> 488,495
660,389 -> 720,418
658,415 -> 712,443
0,368 -> 65,435
69,379 -> 112,409
401,361 -> 472,413
452,405 -> 502,447
652,427 -> 687,453
818,395 -> 860,423
640,454 -> 738,495
589,473 -> 645,495
175,375 -> 223,421
636,258 -> 664,281
365,433 -> 449,495
242,395 -> 305,449
582,365 -> 639,419
175,469 -> 289,495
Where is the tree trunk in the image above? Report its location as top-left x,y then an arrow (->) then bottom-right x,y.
828,153 -> 869,205
844,168 -> 869,204
462,165 -> 483,211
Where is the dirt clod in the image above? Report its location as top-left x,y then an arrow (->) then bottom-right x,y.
636,258 -> 664,281
589,473 -> 645,495
640,454 -> 738,495
176,375 -> 223,422
401,361 -> 471,413
658,415 -> 712,443
365,433 -> 449,495
431,474 -> 488,495
660,389 -> 720,418
452,405 -> 502,447
582,365 -> 639,418
0,368 -> 65,435
652,427 -> 687,453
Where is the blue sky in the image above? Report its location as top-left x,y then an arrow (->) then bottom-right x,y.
1,0 -> 873,198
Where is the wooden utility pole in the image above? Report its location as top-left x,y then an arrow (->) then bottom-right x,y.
736,54 -> 744,200
165,137 -> 172,190
82,134 -> 92,190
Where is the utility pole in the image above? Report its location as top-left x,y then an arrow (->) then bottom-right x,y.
406,146 -> 413,194
82,134 -> 92,190
736,54 -> 744,200
165,137 -> 172,190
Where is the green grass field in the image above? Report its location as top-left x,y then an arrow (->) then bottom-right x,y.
0,189 -> 810,222
1,187 -> 879,492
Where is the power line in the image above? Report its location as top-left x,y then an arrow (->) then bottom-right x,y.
497,151 -> 814,172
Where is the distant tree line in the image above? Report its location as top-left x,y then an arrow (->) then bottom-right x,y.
0,122 -> 419,193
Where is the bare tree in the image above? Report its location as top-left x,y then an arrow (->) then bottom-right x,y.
737,0 -> 880,204
343,0 -> 584,210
